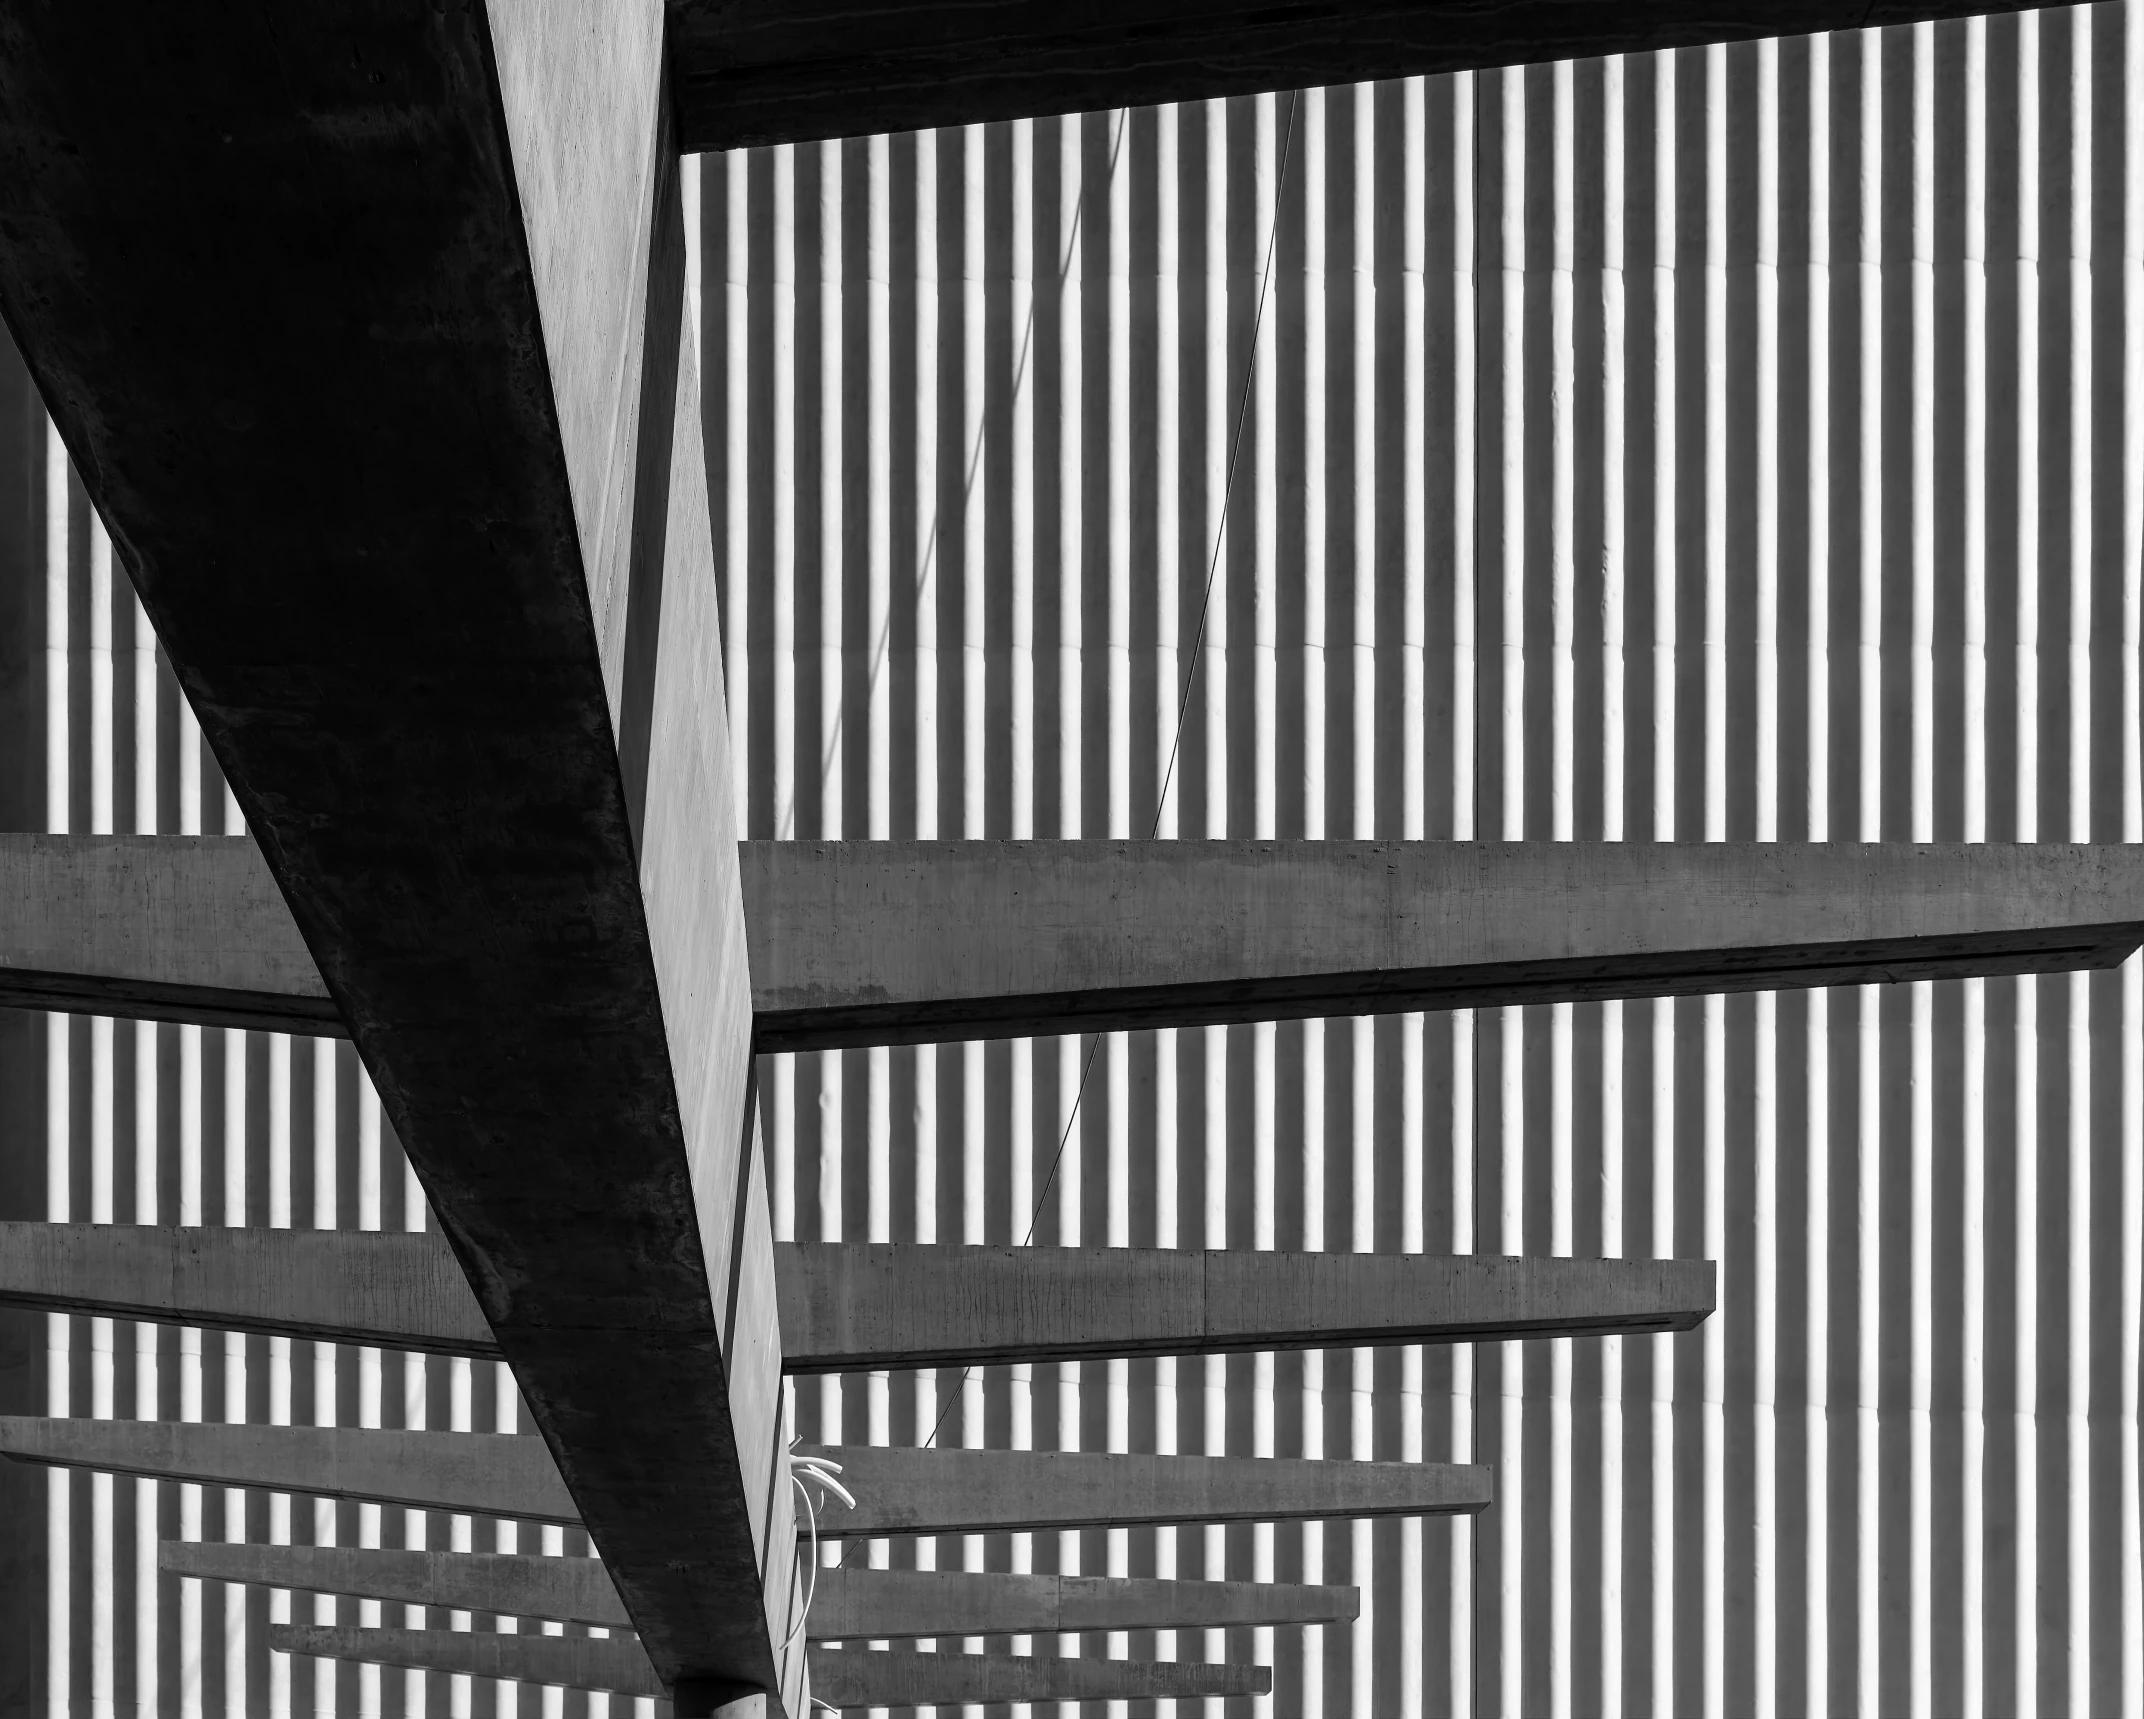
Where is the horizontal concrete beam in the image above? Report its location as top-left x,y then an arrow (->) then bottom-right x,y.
744,841 -> 2144,1049
784,1245 -> 1713,1371
4,1226 -> 1711,1366
810,1566 -> 1356,1639
160,1543 -> 629,1630
0,1224 -> 494,1357
802,1445 -> 1489,1538
173,1542 -> 1350,1641
0,1419 -> 576,1523
806,1646 -> 1271,1708
271,1625 -> 1271,1708
269,1625 -> 660,1698
0,835 -> 336,1032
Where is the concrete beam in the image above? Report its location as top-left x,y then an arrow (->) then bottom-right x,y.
744,841 -> 2144,1050
0,835 -> 333,1033
801,1446 -> 1489,1538
0,10 -> 796,1701
159,1543 -> 629,1631
668,0 -> 2074,152
269,1625 -> 661,1699
783,1245 -> 1712,1371
805,1647 -> 1271,1708
3,1225 -> 1711,1366
0,1225 -> 494,1358
0,1419 -> 577,1523
272,1626 -> 1271,1709
809,1567 -> 1356,1640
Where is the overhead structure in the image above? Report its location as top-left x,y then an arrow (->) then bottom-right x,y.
667,0 -> 2074,149
0,1223 -> 1712,1363
0,0 -> 2102,1709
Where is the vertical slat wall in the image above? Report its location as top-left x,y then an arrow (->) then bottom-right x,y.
706,9 -> 2144,1717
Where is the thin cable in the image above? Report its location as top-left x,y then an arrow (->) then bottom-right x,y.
922,91 -> 1301,1453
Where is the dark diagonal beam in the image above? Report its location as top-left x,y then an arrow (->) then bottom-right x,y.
0,1419 -> 576,1523
802,1446 -> 1490,1537
668,0 -> 2073,152
0,9 -> 792,1704
162,1544 -> 631,1631
745,841 -> 2144,1049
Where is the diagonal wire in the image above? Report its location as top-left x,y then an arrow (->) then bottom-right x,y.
922,90 -> 1301,1453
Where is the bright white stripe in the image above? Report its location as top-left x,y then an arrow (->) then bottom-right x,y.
1962,20 -> 1990,1719
771,144 -> 797,837
724,149 -> 750,835
2014,18 -> 2042,1706
963,121 -> 987,845
1650,47 -> 1677,1719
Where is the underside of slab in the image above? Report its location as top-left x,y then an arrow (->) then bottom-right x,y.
665,0 -> 2069,151
160,1544 -> 630,1631
268,1625 -> 661,1699
804,1646 -> 1272,1708
808,1566 -> 1357,1639
801,1445 -> 1490,1537
781,1244 -> 1712,1370
744,840 -> 2144,1048
0,1419 -> 576,1524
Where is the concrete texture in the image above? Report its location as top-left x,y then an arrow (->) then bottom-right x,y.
666,0 -> 2072,150
808,1567 -> 1357,1639
804,1647 -> 1271,1707
0,1418 -> 577,1523
743,840 -> 2144,1049
159,1544 -> 630,1630
0,1224 -> 495,1357
0,835 -> 333,1031
781,1244 -> 1713,1370
0,8 -> 792,1701
0,1224 -> 1711,1366
798,1445 -> 1490,1537
268,1625 -> 660,1698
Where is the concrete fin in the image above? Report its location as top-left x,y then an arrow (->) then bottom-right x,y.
268,1625 -> 658,1697
0,834 -> 336,1033
0,1419 -> 577,1523
798,1445 -> 1489,1538
744,840 -> 2144,1049
0,1224 -> 495,1357
778,1244 -> 1712,1371
807,1566 -> 1356,1639
161,1542 -> 628,1629
805,1646 -> 1271,1707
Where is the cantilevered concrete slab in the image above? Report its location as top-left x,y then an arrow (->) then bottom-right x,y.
802,1446 -> 1489,1538
171,1543 -> 1351,1641
0,10 -> 794,1705
745,841 -> 2144,1049
0,835 -> 332,1033
783,1245 -> 1712,1370
668,0 -> 2073,151
809,1566 -> 1356,1640
4,1224 -> 1712,1365
0,1225 -> 493,1358
272,1625 -> 1271,1708
0,1420 -> 577,1524
161,1544 -> 630,1631
806,1647 -> 1271,1708
269,1625 -> 662,1699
